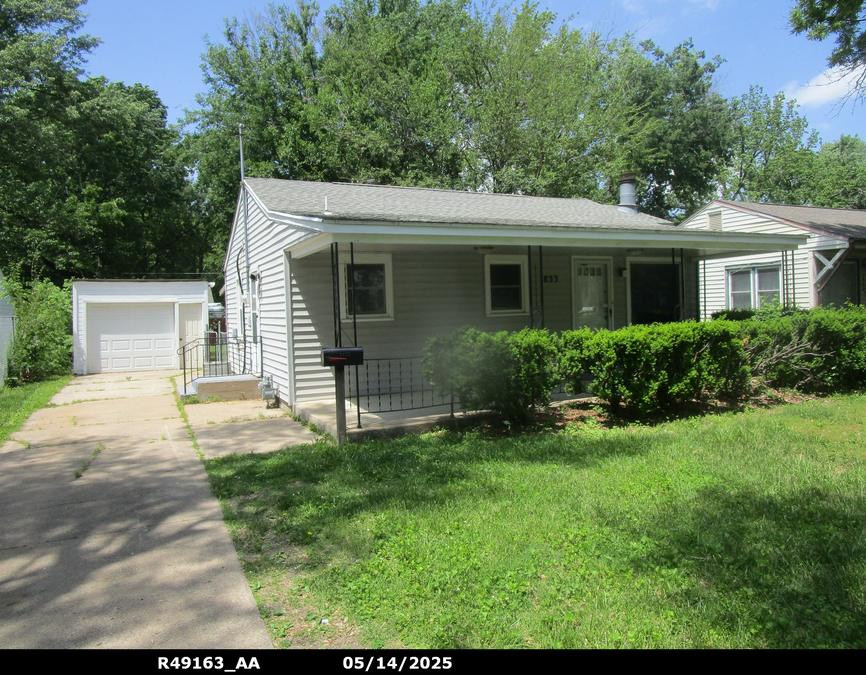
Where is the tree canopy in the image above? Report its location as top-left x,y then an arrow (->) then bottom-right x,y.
790,0 -> 866,102
2,0 -> 863,293
0,0 -> 203,284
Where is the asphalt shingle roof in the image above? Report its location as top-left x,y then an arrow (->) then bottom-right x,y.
717,200 -> 866,240
245,178 -> 678,231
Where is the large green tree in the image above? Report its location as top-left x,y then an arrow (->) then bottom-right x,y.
811,134 -> 866,208
720,86 -> 819,204
1,0 -> 200,283
612,39 -> 733,220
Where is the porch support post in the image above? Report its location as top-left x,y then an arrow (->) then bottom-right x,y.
527,245 -> 534,329
538,246 -> 545,329
791,250 -> 796,306
330,244 -> 339,347
782,250 -> 789,305
680,248 -> 685,320
351,242 -> 361,429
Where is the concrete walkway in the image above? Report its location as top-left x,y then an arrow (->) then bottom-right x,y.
184,399 -> 318,458
0,371 -> 273,649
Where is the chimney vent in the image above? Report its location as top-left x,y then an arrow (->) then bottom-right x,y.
618,173 -> 637,214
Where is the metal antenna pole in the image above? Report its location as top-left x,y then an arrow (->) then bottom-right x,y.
239,124 -> 256,343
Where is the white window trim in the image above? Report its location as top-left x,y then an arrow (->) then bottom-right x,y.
726,265 -> 781,310
340,253 -> 394,322
485,254 -> 529,316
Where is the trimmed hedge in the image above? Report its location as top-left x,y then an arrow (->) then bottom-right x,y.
560,321 -> 750,416
423,306 -> 866,422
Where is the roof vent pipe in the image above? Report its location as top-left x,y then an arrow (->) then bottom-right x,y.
618,173 -> 638,214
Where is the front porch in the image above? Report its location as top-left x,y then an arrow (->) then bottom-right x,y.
292,392 -> 593,441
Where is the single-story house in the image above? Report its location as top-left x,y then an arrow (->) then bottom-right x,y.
0,269 -> 15,385
223,177 -> 804,424
72,280 -> 210,375
680,201 -> 866,318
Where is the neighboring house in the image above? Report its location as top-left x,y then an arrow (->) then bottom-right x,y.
223,177 -> 802,421
681,201 -> 866,319
72,280 -> 209,375
0,270 -> 15,385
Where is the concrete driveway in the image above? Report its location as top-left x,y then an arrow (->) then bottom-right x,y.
0,371 -> 273,649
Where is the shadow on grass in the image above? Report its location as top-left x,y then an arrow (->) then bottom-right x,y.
631,484 -> 866,648
205,429 -> 657,563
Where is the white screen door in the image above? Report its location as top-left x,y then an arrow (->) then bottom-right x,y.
572,260 -> 611,330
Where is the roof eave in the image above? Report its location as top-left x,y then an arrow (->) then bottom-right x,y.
287,220 -> 806,259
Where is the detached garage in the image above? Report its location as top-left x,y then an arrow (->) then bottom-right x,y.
72,280 -> 210,375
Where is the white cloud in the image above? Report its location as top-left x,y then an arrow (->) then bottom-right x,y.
785,65 -> 866,107
621,0 -> 719,12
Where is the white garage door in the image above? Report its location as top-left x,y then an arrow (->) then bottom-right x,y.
86,303 -> 176,373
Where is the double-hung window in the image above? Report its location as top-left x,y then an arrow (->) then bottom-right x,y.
728,266 -> 781,309
485,255 -> 529,316
341,253 -> 394,321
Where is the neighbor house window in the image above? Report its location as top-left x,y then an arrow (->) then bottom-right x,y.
485,255 -> 529,315
728,266 -> 781,309
341,253 -> 394,321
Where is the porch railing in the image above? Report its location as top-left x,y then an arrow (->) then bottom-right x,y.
177,332 -> 262,394
345,356 -> 453,418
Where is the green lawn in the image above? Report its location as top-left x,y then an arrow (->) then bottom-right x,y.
0,375 -> 71,444
205,396 -> 866,649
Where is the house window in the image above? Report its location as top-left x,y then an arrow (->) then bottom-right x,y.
341,253 -> 394,321
728,266 -> 781,309
485,255 -> 529,315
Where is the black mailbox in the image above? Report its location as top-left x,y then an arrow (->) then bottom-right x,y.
322,347 -> 364,367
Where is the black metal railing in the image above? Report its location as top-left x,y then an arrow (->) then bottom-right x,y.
345,357 -> 453,416
178,332 -> 262,394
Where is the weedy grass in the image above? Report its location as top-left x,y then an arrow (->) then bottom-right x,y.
0,375 -> 71,444
73,442 -> 104,479
205,395 -> 866,649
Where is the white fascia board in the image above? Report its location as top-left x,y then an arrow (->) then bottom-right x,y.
244,184 -> 324,234
287,219 -> 806,258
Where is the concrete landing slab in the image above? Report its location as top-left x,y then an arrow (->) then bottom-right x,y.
184,399 -> 285,427
191,416 -> 318,458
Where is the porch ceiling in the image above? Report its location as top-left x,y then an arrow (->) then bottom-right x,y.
284,221 -> 806,260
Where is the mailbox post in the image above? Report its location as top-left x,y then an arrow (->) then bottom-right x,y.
322,348 -> 364,445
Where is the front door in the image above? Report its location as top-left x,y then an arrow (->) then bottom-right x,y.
572,259 -> 611,330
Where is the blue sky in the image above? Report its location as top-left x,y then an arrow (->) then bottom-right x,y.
79,0 -> 863,142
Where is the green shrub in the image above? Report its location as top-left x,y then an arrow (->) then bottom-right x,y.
422,327 -> 559,422
3,276 -> 72,385
741,304 -> 866,392
559,321 -> 749,416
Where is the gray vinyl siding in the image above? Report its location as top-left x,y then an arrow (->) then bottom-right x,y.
224,190 -> 316,403
683,204 -> 848,316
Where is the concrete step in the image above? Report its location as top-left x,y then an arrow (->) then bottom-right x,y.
178,375 -> 263,402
